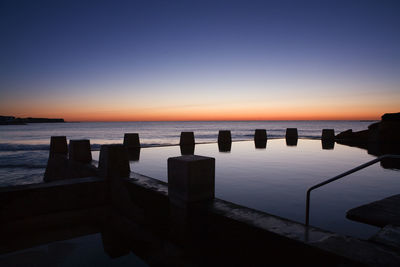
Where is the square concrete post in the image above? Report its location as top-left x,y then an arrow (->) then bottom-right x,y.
168,155 -> 215,206
98,144 -> 139,221
98,144 -> 130,179
285,128 -> 298,147
254,129 -> 267,149
218,130 -> 231,144
180,132 -> 195,146
44,136 -> 69,182
123,133 -> 140,148
168,155 -> 215,245
69,139 -> 92,163
322,129 -> 335,140
49,136 -> 68,156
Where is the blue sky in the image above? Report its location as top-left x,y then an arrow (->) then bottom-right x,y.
1,0 -> 399,120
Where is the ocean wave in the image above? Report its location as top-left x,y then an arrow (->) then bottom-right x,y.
0,143 -> 50,151
0,163 -> 46,169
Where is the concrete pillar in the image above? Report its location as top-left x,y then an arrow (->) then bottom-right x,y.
44,136 -> 69,182
254,129 -> 267,149
180,132 -> 195,146
49,136 -> 68,156
123,133 -> 140,149
218,130 -> 232,144
254,129 -> 267,142
168,155 -> 215,206
286,128 -> 298,139
98,144 -> 130,179
285,128 -> 298,147
168,155 -> 215,244
69,139 -> 92,163
322,129 -> 335,140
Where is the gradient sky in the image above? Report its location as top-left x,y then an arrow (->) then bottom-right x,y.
1,0 -> 399,121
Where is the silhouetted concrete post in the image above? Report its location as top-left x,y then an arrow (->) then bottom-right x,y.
286,128 -> 298,147
218,130 -> 232,144
98,144 -> 138,220
218,130 -> 232,152
286,128 -> 298,139
69,139 -> 92,163
180,132 -> 195,145
98,144 -> 130,179
123,133 -> 140,148
322,129 -> 335,140
180,132 -> 195,155
254,129 -> 267,149
49,136 -> 68,156
168,155 -> 215,244
44,136 -> 69,182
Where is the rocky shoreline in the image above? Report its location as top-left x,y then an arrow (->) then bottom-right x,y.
0,116 -> 65,125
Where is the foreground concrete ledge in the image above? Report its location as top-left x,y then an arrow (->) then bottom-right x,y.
128,172 -> 168,196
126,174 -> 400,266
0,176 -> 104,193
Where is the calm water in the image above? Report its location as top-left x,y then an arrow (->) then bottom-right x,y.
2,120 -> 397,240
0,121 -> 373,185
0,233 -> 147,266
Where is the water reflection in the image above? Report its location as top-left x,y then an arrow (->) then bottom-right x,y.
127,148 -> 141,161
254,139 -> 267,149
218,142 -> 231,153
180,144 -> 195,155
285,137 -> 298,146
321,140 -> 335,150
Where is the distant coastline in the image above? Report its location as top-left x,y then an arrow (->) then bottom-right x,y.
0,116 -> 65,125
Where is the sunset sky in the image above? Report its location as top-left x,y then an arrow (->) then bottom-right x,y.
1,0 -> 399,121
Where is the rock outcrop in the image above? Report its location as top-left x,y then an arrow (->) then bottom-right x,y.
335,112 -> 400,169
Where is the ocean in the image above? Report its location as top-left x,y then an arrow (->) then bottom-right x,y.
0,121 -> 374,186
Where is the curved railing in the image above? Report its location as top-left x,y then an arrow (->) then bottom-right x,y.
305,154 -> 400,226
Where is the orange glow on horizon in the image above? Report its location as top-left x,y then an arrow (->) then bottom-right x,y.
29,110 -> 383,122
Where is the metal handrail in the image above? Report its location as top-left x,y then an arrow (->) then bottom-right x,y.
305,154 -> 400,226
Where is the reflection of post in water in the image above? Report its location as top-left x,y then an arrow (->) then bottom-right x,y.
321,129 -> 335,150
321,140 -> 335,150
127,148 -> 141,161
180,145 -> 195,155
254,129 -> 267,149
180,132 -> 195,155
285,128 -> 298,147
218,130 -> 232,152
368,142 -> 400,169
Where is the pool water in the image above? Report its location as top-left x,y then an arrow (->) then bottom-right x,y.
0,233 -> 147,267
95,139 -> 400,239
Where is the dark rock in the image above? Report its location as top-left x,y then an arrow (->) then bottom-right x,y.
381,112 -> 400,122
335,129 -> 353,140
